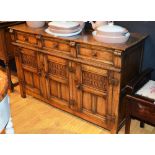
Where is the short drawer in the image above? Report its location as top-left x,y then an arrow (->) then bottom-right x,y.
42,37 -> 74,57
16,32 -> 38,46
131,102 -> 155,124
77,44 -> 114,66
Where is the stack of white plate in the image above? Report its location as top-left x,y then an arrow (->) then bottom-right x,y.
92,22 -> 130,44
45,21 -> 83,37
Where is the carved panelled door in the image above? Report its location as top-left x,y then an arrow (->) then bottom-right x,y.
75,63 -> 114,128
18,48 -> 43,96
44,55 -> 75,110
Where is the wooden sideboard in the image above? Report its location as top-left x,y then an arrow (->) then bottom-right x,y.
9,23 -> 147,133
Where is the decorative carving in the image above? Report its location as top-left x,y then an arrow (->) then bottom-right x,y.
48,61 -> 67,78
14,51 -> 20,57
22,54 -> 37,68
82,71 -> 107,91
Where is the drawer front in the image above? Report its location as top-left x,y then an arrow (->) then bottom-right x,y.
16,32 -> 38,46
42,37 -> 74,57
77,44 -> 114,66
131,102 -> 155,124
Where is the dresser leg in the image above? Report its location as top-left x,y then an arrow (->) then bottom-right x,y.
18,80 -> 26,98
140,121 -> 145,128
20,86 -> 26,98
125,116 -> 131,134
5,117 -> 14,134
110,129 -> 118,134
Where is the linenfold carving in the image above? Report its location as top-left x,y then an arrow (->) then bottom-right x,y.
48,61 -> 67,78
22,54 -> 37,68
82,71 -> 107,91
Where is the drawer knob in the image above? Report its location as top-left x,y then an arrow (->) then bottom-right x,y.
53,43 -> 58,48
25,37 -> 29,42
76,83 -> 83,90
92,51 -> 97,57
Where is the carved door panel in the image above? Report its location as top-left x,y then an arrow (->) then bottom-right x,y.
75,63 -> 114,126
44,55 -> 75,110
19,48 -> 43,96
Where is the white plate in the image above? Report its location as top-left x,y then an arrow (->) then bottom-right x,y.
45,28 -> 82,37
48,21 -> 80,29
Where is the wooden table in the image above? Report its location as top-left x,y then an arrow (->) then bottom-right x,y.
0,70 -> 14,133
0,22 -> 23,92
124,69 -> 155,134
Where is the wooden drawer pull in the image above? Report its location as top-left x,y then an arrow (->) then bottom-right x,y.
24,37 -> 29,42
92,51 -> 97,57
76,84 -> 83,90
53,43 -> 58,48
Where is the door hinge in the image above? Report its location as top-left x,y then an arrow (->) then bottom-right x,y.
68,66 -> 75,73
109,78 -> 119,86
107,115 -> 115,121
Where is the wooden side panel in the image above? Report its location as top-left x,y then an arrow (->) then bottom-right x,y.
121,44 -> 144,88
0,29 -> 5,59
5,29 -> 15,58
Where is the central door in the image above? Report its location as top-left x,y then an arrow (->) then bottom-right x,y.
44,55 -> 75,110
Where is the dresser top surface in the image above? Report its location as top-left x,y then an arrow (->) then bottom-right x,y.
10,23 -> 148,51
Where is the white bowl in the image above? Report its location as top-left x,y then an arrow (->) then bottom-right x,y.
92,31 -> 130,44
96,22 -> 128,37
26,21 -> 45,28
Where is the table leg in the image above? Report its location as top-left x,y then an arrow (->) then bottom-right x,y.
140,121 -> 145,128
125,116 -> 131,134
